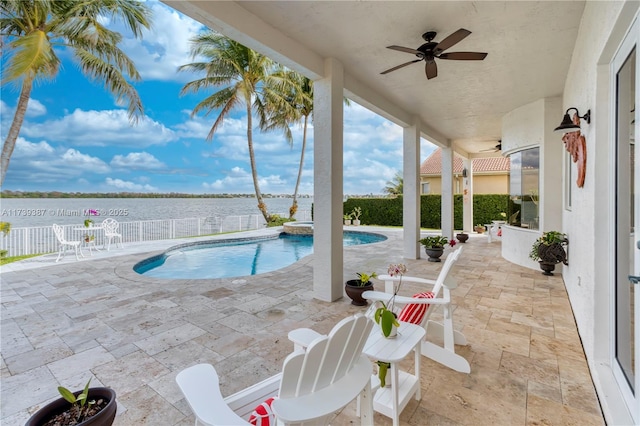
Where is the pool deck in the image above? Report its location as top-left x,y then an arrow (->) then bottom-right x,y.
1,226 -> 604,425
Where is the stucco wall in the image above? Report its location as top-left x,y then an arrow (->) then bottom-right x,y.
560,1 -> 634,424
561,0 -> 627,365
421,174 -> 508,194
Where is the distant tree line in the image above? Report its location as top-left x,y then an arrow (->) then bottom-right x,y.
0,191 -> 307,199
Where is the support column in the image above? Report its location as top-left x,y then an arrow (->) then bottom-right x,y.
441,147 -> 454,239
403,120 -> 421,259
313,58 -> 344,302
461,157 -> 473,232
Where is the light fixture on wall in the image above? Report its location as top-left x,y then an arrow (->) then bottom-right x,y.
554,108 -> 591,133
462,168 -> 468,178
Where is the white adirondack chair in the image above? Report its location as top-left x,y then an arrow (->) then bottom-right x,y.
176,314 -> 375,426
363,247 -> 471,373
52,224 -> 83,262
101,218 -> 122,251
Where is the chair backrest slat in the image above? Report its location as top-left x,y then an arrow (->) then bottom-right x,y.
279,314 -> 373,399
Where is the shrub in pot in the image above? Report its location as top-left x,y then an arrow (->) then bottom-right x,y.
529,231 -> 568,276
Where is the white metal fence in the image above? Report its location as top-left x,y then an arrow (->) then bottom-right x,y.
0,211 -> 312,257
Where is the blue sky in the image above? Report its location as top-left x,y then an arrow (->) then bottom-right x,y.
1,1 -> 436,195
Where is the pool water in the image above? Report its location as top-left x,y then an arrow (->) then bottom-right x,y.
134,231 -> 386,279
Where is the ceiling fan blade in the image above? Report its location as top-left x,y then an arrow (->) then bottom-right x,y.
386,45 -> 422,55
435,28 -> 471,53
438,52 -> 488,60
381,59 -> 422,75
425,60 -> 438,79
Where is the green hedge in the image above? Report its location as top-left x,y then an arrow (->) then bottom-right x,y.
344,194 -> 509,229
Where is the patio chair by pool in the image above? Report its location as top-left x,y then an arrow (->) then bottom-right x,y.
363,247 -> 471,373
101,218 -> 122,251
176,314 -> 374,426
52,223 -> 83,262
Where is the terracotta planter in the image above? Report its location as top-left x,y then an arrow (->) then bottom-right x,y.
474,226 -> 485,234
345,280 -> 373,306
424,247 -> 444,262
26,387 -> 116,426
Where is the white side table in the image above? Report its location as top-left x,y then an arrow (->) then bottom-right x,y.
73,226 -> 103,255
363,321 -> 426,426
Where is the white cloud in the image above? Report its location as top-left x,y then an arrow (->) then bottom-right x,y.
26,99 -> 47,117
105,177 -> 158,192
118,3 -> 205,82
21,108 -> 178,147
111,152 -> 166,170
4,137 -> 111,183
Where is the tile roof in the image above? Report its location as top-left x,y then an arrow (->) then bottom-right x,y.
420,148 -> 510,175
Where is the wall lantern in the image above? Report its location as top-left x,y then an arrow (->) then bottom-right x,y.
554,108 -> 591,133
556,107 -> 590,188
462,168 -> 468,178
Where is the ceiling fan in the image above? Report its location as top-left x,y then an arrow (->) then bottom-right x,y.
381,28 -> 487,79
480,141 -> 502,152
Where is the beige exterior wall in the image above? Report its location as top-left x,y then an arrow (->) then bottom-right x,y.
420,173 -> 509,194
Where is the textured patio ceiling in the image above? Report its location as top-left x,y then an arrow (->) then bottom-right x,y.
166,1 -> 585,156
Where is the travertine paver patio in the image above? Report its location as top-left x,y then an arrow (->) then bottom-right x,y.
0,227 -> 603,425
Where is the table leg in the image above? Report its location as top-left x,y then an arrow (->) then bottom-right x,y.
415,344 -> 421,401
391,362 -> 399,426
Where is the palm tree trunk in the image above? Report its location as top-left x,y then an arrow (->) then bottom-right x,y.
246,103 -> 269,222
1,77 -> 33,186
290,114 -> 309,219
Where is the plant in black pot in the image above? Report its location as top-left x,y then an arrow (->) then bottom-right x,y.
345,272 -> 377,306
26,378 -> 117,426
419,235 -> 456,262
529,231 -> 568,276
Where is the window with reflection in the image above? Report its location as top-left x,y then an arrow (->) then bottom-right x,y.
508,147 -> 540,230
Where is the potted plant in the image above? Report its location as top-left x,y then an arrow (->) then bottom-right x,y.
419,236 -> 456,262
455,231 -> 469,243
474,224 -> 485,234
373,264 -> 406,338
345,272 -> 377,306
529,231 -> 568,276
26,379 -> 117,426
84,218 -> 94,228
343,213 -> 352,226
83,234 -> 95,244
351,207 -> 362,226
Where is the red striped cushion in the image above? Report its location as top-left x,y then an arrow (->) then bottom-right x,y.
249,397 -> 276,426
397,292 -> 434,324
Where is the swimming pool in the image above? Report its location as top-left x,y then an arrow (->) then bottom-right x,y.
134,231 -> 387,279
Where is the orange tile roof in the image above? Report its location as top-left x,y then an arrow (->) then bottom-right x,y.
420,148 -> 510,175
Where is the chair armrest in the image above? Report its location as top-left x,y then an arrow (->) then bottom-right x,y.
362,290 -> 449,306
288,328 -> 323,350
176,363 -> 249,425
376,275 -> 436,286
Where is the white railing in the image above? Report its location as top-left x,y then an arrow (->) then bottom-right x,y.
0,211 -> 312,257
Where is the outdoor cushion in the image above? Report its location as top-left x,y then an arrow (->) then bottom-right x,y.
397,292 -> 434,324
249,396 -> 276,426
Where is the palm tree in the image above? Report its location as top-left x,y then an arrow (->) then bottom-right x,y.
179,32 -> 275,222
261,69 -> 313,218
0,0 -> 152,186
383,172 -> 403,196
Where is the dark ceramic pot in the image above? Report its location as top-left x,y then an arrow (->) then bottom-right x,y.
25,387 -> 117,426
456,233 -> 469,243
538,261 -> 557,276
424,247 -> 444,262
345,280 -> 374,306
